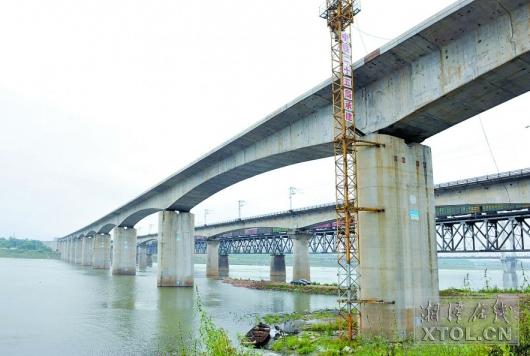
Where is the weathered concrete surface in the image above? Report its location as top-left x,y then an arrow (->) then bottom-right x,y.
357,134 -> 439,339
157,211 -> 194,287
92,234 -> 110,269
206,240 -> 220,278
66,238 -> 72,262
60,0 -> 530,242
112,227 -> 137,275
270,254 -> 286,283
292,233 -> 311,281
74,238 -> 82,264
81,237 -> 92,266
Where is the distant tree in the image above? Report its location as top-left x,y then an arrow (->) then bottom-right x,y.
0,237 -> 51,251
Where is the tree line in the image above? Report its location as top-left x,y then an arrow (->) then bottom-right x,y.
0,237 -> 52,251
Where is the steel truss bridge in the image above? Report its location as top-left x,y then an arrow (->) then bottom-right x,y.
190,210 -> 530,255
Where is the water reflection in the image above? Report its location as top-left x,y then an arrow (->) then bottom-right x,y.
157,287 -> 198,354
5,258 -> 516,355
293,292 -> 311,313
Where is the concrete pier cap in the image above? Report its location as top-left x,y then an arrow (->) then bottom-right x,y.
357,134 -> 439,339
157,210 -> 194,287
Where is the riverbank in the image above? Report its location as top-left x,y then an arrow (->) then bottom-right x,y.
223,277 -> 337,295
0,249 -> 59,259
249,290 -> 530,355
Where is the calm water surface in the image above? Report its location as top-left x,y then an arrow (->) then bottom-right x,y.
0,258 -> 523,355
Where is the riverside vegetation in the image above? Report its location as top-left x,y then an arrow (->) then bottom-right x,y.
198,269 -> 530,355
0,237 -> 59,259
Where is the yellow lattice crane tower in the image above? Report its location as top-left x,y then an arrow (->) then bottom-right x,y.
320,0 -> 382,340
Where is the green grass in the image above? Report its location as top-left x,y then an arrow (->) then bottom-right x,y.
263,292 -> 530,356
263,309 -> 337,325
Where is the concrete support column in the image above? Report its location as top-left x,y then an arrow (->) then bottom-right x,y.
206,240 -> 220,278
146,253 -> 153,267
358,134 -> 439,339
502,256 -> 519,290
92,234 -> 111,269
74,238 -> 82,264
81,237 -> 92,266
219,254 -> 229,278
270,254 -> 286,283
112,227 -> 137,275
70,238 -> 76,263
138,245 -> 148,272
292,233 -> 311,281
66,239 -> 71,262
157,211 -> 194,287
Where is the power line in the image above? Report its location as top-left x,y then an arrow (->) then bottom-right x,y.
478,115 -> 512,203
352,23 -> 391,41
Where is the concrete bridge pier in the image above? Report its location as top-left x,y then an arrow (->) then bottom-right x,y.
219,254 -> 229,278
138,245 -> 148,272
74,238 -> 82,264
270,254 -> 286,283
502,257 -> 519,290
60,241 -> 65,260
292,233 -> 311,281
60,240 -> 65,261
146,253 -> 153,267
81,236 -> 93,266
92,234 -> 110,269
112,227 -> 137,275
66,238 -> 72,262
358,134 -> 439,339
206,240 -> 220,278
157,211 -> 194,287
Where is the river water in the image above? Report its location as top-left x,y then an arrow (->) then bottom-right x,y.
0,257 -> 527,355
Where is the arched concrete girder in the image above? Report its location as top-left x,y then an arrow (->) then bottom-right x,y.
85,230 -> 97,237
97,224 -> 117,235
67,105 -> 334,238
64,0 -> 530,239
168,143 -> 332,211
119,208 -> 162,228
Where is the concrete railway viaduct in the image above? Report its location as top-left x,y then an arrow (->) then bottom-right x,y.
57,0 -> 530,336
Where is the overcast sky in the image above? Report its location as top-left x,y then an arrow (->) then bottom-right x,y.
0,0 -> 528,240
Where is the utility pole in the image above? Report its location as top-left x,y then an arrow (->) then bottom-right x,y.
289,187 -> 297,210
237,200 -> 246,219
203,209 -> 211,225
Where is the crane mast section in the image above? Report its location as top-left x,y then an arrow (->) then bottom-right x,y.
321,0 -> 361,340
